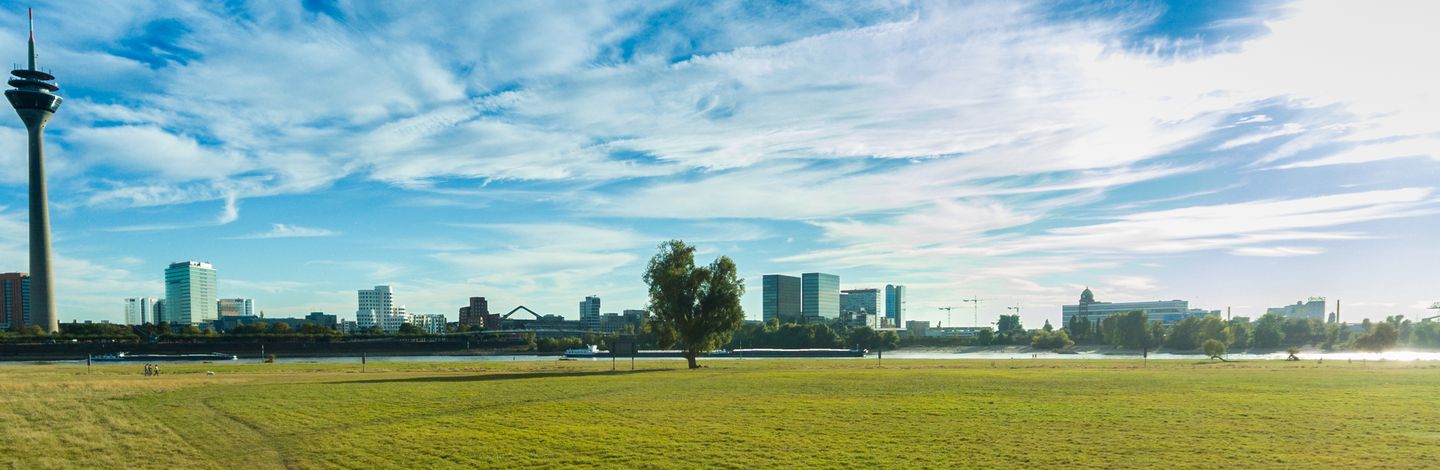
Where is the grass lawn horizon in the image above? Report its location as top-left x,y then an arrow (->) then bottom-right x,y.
2,359 -> 1438,468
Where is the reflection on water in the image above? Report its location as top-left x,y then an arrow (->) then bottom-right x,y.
9,350 -> 1440,365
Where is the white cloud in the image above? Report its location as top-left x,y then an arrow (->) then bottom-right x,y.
1230,246 -> 1325,257
231,223 -> 338,240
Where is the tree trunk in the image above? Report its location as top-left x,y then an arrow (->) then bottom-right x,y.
685,351 -> 699,369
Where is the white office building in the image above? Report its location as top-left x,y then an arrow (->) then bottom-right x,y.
1061,287 -> 1199,326
357,285 -> 402,331
165,261 -> 218,325
1266,297 -> 1326,322
123,297 -> 157,325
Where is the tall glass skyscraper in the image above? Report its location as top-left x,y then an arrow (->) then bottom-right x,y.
762,274 -> 802,323
165,261 -> 217,325
801,273 -> 840,320
885,284 -> 906,327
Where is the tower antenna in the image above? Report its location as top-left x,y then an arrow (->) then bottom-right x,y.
27,8 -> 34,71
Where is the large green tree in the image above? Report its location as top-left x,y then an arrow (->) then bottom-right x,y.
643,240 -> 746,369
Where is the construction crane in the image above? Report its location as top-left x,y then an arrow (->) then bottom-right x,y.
938,307 -> 956,327
962,297 -> 985,327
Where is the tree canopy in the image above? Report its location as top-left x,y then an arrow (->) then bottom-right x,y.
643,240 -> 746,369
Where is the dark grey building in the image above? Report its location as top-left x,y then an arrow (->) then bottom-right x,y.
762,274 -> 802,323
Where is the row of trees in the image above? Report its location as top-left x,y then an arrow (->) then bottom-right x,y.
1050,310 -> 1415,353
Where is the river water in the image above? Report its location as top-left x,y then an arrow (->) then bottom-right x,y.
7,350 -> 1440,365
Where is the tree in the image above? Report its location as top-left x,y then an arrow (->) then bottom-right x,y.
1252,313 -> 1286,349
271,322 -> 293,334
996,314 -> 1023,333
398,323 -> 422,335
975,328 -> 994,346
1202,339 -> 1227,361
1031,329 -> 1074,350
1227,318 -> 1252,350
643,240 -> 746,369
1067,315 -> 1090,342
1353,322 -> 1399,352
1103,311 -> 1151,349
1042,320 -> 1053,332
1166,316 -> 1203,351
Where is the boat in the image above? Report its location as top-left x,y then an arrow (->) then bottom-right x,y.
91,352 -> 238,362
563,345 -> 607,358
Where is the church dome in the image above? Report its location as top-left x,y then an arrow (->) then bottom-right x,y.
1080,287 -> 1095,304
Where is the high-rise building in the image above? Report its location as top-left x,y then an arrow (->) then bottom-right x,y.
762,274 -> 802,323
153,299 -> 166,324
123,297 -> 156,326
8,11 -> 62,333
802,273 -> 840,320
0,273 -> 30,330
841,288 -> 880,316
1266,297 -> 1326,322
357,285 -> 397,330
579,296 -> 601,330
459,296 -> 490,328
885,284 -> 906,327
164,261 -> 217,325
217,298 -> 254,317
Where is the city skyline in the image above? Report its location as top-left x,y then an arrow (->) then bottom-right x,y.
0,1 -> 1436,328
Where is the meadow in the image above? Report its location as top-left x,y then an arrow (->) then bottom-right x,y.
2,358 -> 1437,469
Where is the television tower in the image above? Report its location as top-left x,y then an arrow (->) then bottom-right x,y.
6,9 -> 62,333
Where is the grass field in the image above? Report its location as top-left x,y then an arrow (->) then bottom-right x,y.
2,359 -> 1438,469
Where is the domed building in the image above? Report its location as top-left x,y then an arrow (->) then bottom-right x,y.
1062,287 -> 1213,326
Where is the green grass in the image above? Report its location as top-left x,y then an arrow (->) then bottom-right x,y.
2,359 -> 1438,468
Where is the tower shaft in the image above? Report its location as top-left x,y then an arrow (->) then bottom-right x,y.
25,120 -> 55,333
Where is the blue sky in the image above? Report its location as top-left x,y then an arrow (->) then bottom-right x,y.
0,0 -> 1436,327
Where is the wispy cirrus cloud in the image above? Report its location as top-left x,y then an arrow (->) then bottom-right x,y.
230,223 -> 338,240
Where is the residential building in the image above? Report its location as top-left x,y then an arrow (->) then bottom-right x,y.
459,296 -> 495,329
165,261 -> 218,325
123,297 -> 156,326
410,313 -> 447,335
0,273 -> 29,330
1266,297 -> 1326,322
802,273 -> 840,320
579,295 -> 601,330
1061,287 -> 1198,326
762,274 -> 802,323
217,298 -> 254,317
885,284 -> 906,328
379,307 -> 411,333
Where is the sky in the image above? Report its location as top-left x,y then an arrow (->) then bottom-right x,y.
0,0 -> 1436,327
